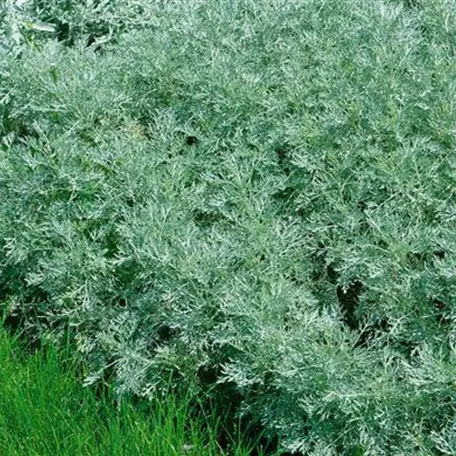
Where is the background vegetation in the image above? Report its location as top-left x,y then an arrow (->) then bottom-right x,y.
1,0 -> 456,454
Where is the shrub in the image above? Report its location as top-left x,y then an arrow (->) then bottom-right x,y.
2,0 -> 456,454
0,0 -> 160,53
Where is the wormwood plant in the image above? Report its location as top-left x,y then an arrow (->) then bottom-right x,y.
1,0 -> 456,454
0,0 -> 162,51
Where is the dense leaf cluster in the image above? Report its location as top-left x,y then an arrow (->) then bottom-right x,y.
2,1 -> 456,454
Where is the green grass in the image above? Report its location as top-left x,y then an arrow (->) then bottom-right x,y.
0,324 -> 272,456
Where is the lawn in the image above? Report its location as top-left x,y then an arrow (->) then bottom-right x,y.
0,323 -> 274,455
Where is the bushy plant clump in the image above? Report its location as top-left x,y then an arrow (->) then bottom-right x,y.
2,0 -> 456,454
0,0 -> 161,54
